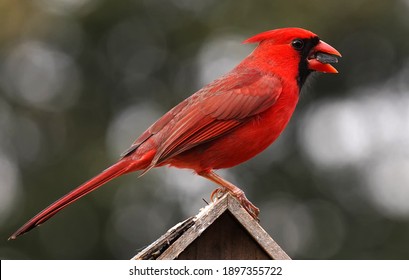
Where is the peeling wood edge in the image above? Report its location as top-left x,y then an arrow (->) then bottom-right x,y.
157,195 -> 229,260
131,217 -> 196,260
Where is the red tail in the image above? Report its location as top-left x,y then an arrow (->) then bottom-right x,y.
9,159 -> 136,240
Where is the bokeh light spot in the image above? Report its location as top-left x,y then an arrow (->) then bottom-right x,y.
3,41 -> 81,112
197,34 -> 253,85
364,157 -> 409,219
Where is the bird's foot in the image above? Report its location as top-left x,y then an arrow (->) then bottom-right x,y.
232,189 -> 260,221
199,170 -> 260,221
210,187 -> 260,221
210,187 -> 227,202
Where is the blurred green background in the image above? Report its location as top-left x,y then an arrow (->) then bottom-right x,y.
1,0 -> 409,259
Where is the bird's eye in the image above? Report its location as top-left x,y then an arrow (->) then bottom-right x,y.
291,39 -> 304,50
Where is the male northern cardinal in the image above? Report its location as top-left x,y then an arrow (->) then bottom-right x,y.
10,27 -> 340,240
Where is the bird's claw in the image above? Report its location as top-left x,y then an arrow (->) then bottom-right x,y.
210,187 -> 227,202
238,196 -> 260,221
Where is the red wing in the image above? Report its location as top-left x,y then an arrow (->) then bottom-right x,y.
146,70 -> 283,168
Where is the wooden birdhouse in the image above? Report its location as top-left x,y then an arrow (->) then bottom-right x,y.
132,193 -> 290,260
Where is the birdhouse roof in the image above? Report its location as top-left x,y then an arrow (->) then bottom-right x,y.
132,193 -> 290,260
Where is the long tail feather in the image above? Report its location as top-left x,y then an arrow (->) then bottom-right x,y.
9,159 -> 135,240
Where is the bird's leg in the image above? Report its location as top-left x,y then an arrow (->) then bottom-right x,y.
198,170 -> 260,220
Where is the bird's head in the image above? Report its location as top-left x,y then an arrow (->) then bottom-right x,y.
244,27 -> 341,87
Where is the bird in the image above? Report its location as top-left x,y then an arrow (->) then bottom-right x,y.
9,27 -> 341,240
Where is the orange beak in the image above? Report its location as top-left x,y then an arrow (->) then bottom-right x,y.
308,40 -> 341,73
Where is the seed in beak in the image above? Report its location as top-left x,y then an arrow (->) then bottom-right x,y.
315,52 -> 339,64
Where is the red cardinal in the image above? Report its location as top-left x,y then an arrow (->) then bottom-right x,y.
10,27 -> 340,240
